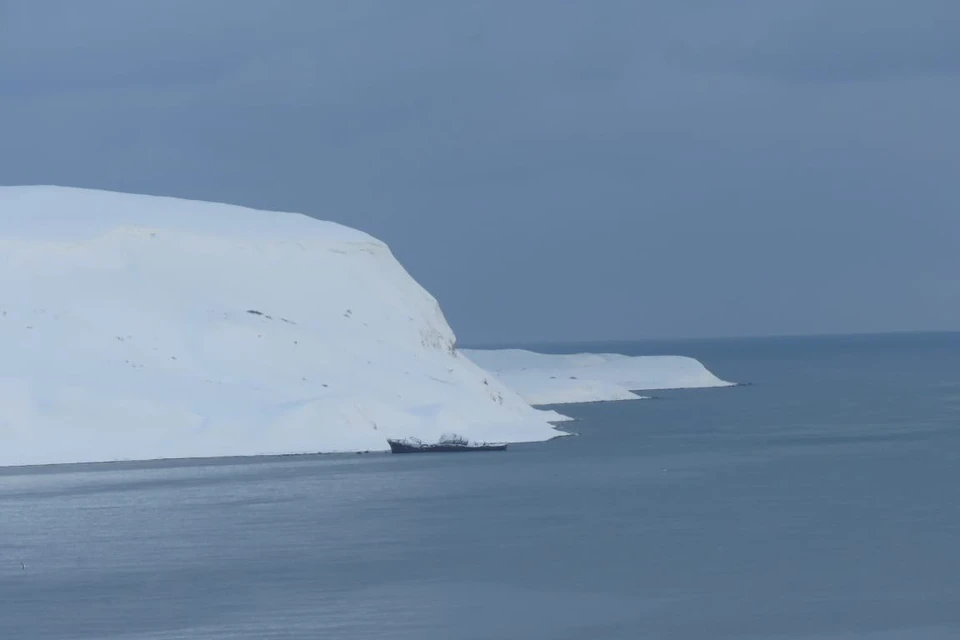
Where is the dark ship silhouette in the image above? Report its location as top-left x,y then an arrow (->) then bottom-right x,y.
387,434 -> 507,453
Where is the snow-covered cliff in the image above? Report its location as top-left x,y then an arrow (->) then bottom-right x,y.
0,186 -> 566,466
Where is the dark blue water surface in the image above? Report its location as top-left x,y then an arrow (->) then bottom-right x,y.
2,332 -> 959,639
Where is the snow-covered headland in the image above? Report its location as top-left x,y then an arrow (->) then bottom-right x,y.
461,349 -> 735,405
0,186 -> 569,467
0,186 -> 732,467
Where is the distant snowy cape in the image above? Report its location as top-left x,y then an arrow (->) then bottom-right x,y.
462,349 -> 734,405
0,186 -> 568,467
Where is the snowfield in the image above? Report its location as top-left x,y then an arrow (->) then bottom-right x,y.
0,186 -> 569,467
461,349 -> 735,405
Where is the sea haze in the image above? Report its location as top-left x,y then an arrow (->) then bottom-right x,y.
1,332 -> 959,639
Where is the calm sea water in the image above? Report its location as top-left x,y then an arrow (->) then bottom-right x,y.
2,332 -> 959,639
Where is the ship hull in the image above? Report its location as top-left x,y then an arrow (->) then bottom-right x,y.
387,440 -> 507,454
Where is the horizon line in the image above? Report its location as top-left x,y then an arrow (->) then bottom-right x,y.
459,328 -> 960,350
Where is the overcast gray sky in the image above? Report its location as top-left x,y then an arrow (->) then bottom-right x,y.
2,0 -> 958,343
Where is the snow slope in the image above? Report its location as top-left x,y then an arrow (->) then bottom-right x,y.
461,349 -> 734,405
0,186 -> 568,467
